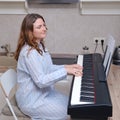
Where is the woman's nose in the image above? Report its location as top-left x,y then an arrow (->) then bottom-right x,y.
43,26 -> 47,31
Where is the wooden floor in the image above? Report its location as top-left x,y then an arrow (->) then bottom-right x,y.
107,64 -> 120,120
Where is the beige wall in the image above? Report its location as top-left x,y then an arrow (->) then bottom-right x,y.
0,3 -> 120,55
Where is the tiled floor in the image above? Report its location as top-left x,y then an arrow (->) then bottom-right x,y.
0,88 -> 9,120
0,88 -> 6,111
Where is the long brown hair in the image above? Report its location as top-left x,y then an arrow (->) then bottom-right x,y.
14,13 -> 46,61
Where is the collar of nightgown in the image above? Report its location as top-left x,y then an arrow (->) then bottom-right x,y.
38,42 -> 48,52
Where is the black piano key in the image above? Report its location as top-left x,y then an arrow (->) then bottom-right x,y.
83,61 -> 92,64
84,61 -> 92,64
83,67 -> 92,70
80,96 -> 94,102
84,55 -> 92,58
81,85 -> 94,89
81,91 -> 94,97
82,77 -> 94,81
83,65 -> 92,68
81,81 -> 92,85
83,68 -> 93,71
82,79 -> 93,82
81,86 -> 94,92
84,58 -> 92,61
84,67 -> 92,70
82,80 -> 94,85
82,74 -> 93,77
83,69 -> 93,73
81,82 -> 94,87
83,71 -> 92,75
83,71 -> 91,76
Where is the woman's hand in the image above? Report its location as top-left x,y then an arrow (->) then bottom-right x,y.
64,64 -> 83,77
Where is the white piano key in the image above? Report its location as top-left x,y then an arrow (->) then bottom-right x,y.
71,55 -> 83,105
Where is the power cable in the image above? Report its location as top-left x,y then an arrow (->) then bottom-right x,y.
101,39 -> 105,53
94,39 -> 98,53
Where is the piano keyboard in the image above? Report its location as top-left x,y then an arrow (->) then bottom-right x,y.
71,54 -> 95,105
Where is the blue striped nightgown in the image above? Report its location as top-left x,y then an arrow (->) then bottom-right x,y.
15,44 -> 69,120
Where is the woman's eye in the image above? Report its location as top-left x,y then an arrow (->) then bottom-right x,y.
36,25 -> 42,29
36,25 -> 46,29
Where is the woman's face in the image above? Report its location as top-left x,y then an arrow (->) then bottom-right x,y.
33,18 -> 47,42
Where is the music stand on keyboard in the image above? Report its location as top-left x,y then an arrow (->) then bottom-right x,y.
102,35 -> 115,78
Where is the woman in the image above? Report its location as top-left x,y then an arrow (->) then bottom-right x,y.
14,13 -> 82,120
